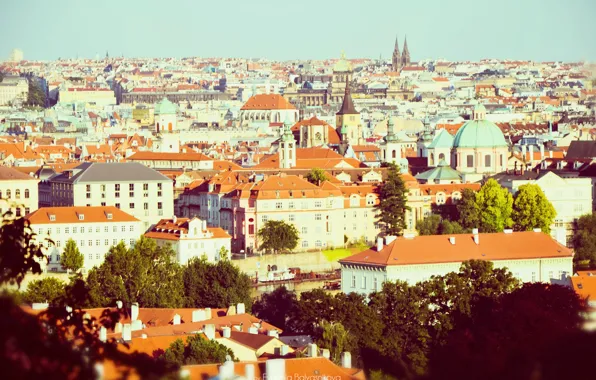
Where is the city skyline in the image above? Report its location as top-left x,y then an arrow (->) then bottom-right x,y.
2,0 -> 595,62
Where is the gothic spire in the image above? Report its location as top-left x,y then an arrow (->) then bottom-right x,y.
402,35 -> 410,56
394,35 -> 400,53
336,76 -> 358,115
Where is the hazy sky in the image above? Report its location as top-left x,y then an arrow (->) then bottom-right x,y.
2,0 -> 595,62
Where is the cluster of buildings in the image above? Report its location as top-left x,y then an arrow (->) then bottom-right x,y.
0,42 -> 594,279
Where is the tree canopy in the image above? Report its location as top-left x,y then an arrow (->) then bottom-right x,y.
26,77 -> 46,107
23,277 -> 66,304
160,335 -> 235,366
512,184 -> 556,233
572,213 -> 596,266
375,163 -> 410,236
455,188 -> 479,230
61,238 -> 84,272
306,167 -> 329,185
183,257 -> 253,310
257,220 -> 299,254
417,214 -> 465,236
474,179 -> 513,232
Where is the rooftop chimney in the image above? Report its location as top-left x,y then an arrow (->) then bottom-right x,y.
504,229 -> 513,234
131,302 -> 139,321
227,305 -> 236,316
218,357 -> 234,379
204,324 -> 216,340
222,326 -> 231,338
122,324 -> 132,342
266,359 -> 285,380
322,349 -> 330,359
131,319 -> 143,331
116,300 -> 123,309
472,228 -> 479,235
449,236 -> 456,245
533,228 -> 542,233
192,309 -> 206,322
114,322 -> 122,334
99,327 -> 107,343
341,352 -> 352,368
268,330 -> 279,338
205,308 -> 212,320
248,326 -> 258,335
376,237 -> 383,252
280,345 -> 289,356
172,314 -> 181,325
236,303 -> 245,315
473,235 -> 479,245
307,343 -> 318,357
385,235 -> 397,245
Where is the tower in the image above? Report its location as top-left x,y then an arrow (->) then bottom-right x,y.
401,35 -> 411,67
381,116 -> 402,165
391,36 -> 401,72
335,77 -> 362,145
279,115 -> 296,169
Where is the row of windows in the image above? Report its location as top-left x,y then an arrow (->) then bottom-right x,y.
0,189 -> 31,199
86,183 -> 159,192
0,207 -> 30,217
301,240 -> 324,248
350,274 -> 381,291
38,225 -> 135,235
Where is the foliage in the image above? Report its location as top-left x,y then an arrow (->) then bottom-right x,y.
257,220 -> 299,254
26,77 -> 46,107
375,163 -> 410,236
252,286 -> 297,332
512,184 -> 556,233
160,335 -> 235,366
322,248 -> 353,262
417,214 -> 465,236
23,277 -> 66,304
426,283 -> 588,380
474,179 -> 513,232
572,213 -> 596,266
61,238 -> 84,272
316,321 -> 353,365
183,257 -> 253,310
86,238 -> 184,308
306,167 -> 329,185
0,214 -> 47,287
456,188 -> 479,229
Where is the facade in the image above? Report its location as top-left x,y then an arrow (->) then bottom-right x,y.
26,206 -> 142,271
47,162 -> 174,231
0,76 -> 28,106
0,166 -> 39,217
58,88 -> 116,107
239,94 -> 298,126
127,151 -> 214,170
339,231 -> 573,296
145,217 -> 231,264
154,97 -> 178,133
292,116 -> 341,148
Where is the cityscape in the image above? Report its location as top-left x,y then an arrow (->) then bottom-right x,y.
1,0 -> 596,379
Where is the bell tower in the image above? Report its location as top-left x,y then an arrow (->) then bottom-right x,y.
279,115 -> 296,168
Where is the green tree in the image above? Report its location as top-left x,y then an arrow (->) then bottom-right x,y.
572,213 -> 596,266
183,257 -> 253,310
375,163 -> 410,236
26,77 -> 46,107
456,188 -> 480,229
512,184 -> 556,233
160,335 -> 235,366
257,220 -> 299,254
306,167 -> 329,185
252,286 -> 297,332
474,179 -> 513,232
60,239 -> 84,273
439,220 -> 465,235
23,277 -> 66,304
416,214 -> 442,235
86,238 -> 184,308
316,320 -> 353,365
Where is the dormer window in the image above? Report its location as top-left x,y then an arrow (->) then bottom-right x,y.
78,214 -> 84,221
106,213 -> 113,220
49,214 -> 56,221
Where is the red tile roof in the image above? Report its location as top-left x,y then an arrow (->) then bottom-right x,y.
241,94 -> 296,110
26,206 -> 139,224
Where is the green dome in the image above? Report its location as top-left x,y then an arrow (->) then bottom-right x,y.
155,98 -> 177,115
453,119 -> 507,148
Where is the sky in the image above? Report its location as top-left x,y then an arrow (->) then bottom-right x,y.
1,0 -> 595,62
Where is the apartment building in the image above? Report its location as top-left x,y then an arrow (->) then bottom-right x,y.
0,166 -> 39,217
26,206 -> 142,271
46,162 -> 173,231
0,76 -> 28,106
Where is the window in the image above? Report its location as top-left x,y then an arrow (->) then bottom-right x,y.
101,202 -> 106,206
548,271 -> 553,279
315,240 -> 322,247
56,240 -> 61,248
57,254 -> 61,262
65,227 -> 70,234
289,214 -> 295,222
302,240 -> 309,248
5,190 -> 10,199
276,202 -> 282,209
115,203 -> 120,209
104,226 -> 108,232
366,196 -> 375,206
302,226 -> 308,234
374,277 -> 378,291
88,240 -> 93,247
56,227 -> 60,234
73,227 -> 77,233
96,253 -> 100,260
15,189 -> 20,199
465,155 -> 473,168
88,253 -> 92,260
248,225 -> 255,235
436,192 -> 446,205
531,272 -> 536,282
350,196 -> 359,207
143,183 -> 149,191
86,185 -> 91,192
129,203 -> 135,209
105,239 -> 109,246
361,276 -> 366,289
484,154 -> 491,167
315,214 -> 322,221
80,240 -> 85,247
314,201 -> 322,208
351,275 -> 356,288
289,202 -> 295,209
95,227 -> 100,233
262,216 -> 268,223
129,239 -> 135,246
500,154 -> 504,167
86,192 -> 91,199
129,225 -> 134,232
24,189 -> 29,198
25,207 -> 30,215
144,203 -> 148,210
113,239 -> 117,246
129,184 -> 134,191
121,226 -> 126,232
129,191 -> 134,197
113,226 -> 117,232
88,227 -> 92,233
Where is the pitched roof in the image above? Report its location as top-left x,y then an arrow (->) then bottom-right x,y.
0,166 -> 37,181
53,162 -> 170,183
128,151 -> 212,162
144,218 -> 231,241
241,94 -> 296,110
26,206 -> 139,224
336,81 -> 358,115
566,141 -> 596,160
229,331 -> 275,350
339,231 -> 572,267
571,273 -> 596,305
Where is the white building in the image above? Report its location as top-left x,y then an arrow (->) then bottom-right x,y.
239,94 -> 298,126
339,231 -> 573,296
145,217 -> 231,264
0,76 -> 28,106
26,206 -> 142,271
0,166 -> 39,217
47,162 -> 174,231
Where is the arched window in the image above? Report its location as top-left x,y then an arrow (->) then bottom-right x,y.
15,190 -> 20,199
168,122 -> 173,131
6,190 -> 11,199
485,154 -> 491,167
392,150 -> 397,159
430,153 -> 434,166
439,153 -> 445,161
436,192 -> 446,205
289,149 -> 293,159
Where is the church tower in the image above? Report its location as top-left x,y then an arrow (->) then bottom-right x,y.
391,36 -> 401,72
401,36 -> 411,68
335,77 -> 362,145
279,115 -> 296,168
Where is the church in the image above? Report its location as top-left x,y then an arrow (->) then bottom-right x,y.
391,36 -> 411,72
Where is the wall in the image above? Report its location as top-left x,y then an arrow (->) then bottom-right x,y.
233,250 -> 340,276
0,179 -> 39,217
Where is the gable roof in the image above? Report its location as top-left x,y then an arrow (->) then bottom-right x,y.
241,94 -> 296,110
26,206 -> 139,224
52,162 -> 171,183
0,166 -> 37,181
566,141 -> 596,160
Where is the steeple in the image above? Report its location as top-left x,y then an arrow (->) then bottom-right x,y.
279,114 -> 296,168
401,35 -> 411,67
385,116 -> 397,142
392,35 -> 401,72
336,76 -> 357,116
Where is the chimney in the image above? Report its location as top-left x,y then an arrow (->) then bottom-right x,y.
205,308 -> 212,320
192,309 -> 206,322
131,302 -> 139,321
322,349 -> 330,359
280,345 -> 289,356
268,330 -> 279,338
449,236 -> 456,245
539,144 -> 544,160
504,228 -> 513,234
236,303 -> 245,315
341,352 -> 352,368
533,228 -> 542,232
172,314 -> 181,325
473,235 -> 480,245
141,334 -> 147,339
248,326 -> 258,334
521,144 -> 527,160
549,150 -> 553,158
376,237 -> 383,252
131,319 -> 143,331
122,324 -> 132,342
172,215 -> 177,224
114,322 -> 122,334
222,326 -> 231,338
472,228 -> 479,235
32,303 -> 49,310
266,359 -> 285,380
204,324 -> 216,340
227,305 -> 237,316
116,300 -> 123,309
307,343 -> 318,357
99,326 -> 107,342
385,235 -> 397,245
245,364 -> 255,380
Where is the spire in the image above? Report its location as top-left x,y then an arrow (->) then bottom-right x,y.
336,76 -> 358,115
394,35 -> 400,53
281,113 -> 294,142
385,116 -> 397,142
402,35 -> 409,56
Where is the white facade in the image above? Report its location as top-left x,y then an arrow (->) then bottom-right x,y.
0,173 -> 39,217
0,77 -> 28,105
